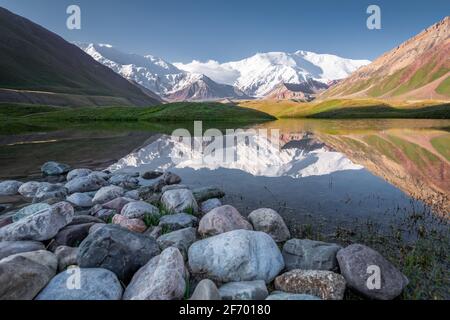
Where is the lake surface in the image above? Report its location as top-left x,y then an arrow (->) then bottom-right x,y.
1,119 -> 449,231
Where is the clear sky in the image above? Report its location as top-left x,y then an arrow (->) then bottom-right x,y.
0,0 -> 448,62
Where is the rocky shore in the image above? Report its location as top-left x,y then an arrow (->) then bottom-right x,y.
0,161 -> 409,300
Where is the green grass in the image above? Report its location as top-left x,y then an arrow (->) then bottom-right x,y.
431,135 -> 450,161
436,76 -> 450,96
0,102 -> 275,135
239,99 -> 450,119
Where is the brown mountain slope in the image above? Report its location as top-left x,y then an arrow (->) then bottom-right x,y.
0,7 -> 160,107
265,80 -> 329,101
321,16 -> 450,100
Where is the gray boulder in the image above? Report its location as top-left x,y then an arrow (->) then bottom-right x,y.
66,193 -> 93,207
161,189 -> 198,213
0,240 -> 45,260
157,227 -> 197,258
36,268 -> 123,300
12,203 -> 51,222
141,170 -> 163,180
124,190 -> 140,200
248,208 -> 290,242
54,246 -> 78,271
161,184 -> 189,193
219,280 -> 268,300
188,230 -> 284,283
0,180 -> 23,196
68,215 -> 103,226
121,201 -> 159,219
77,224 -> 160,282
336,244 -> 409,300
193,186 -> 225,203
159,213 -> 198,231
41,161 -> 71,176
0,202 -> 74,241
274,270 -> 346,300
66,168 -> 92,181
123,247 -> 186,300
162,172 -> 181,185
200,198 -> 222,214
109,174 -> 139,189
50,222 -> 95,248
92,185 -> 125,204
0,251 -> 56,300
65,174 -> 108,194
18,181 -> 41,198
266,291 -> 321,300
283,239 -> 342,271
33,183 -> 68,203
190,279 -> 221,300
198,205 -> 253,237
103,197 -> 134,212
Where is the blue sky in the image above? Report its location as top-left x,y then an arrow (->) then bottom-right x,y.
0,0 -> 448,62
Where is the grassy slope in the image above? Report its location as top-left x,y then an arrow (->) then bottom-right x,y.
0,102 -> 275,135
238,99 -> 450,119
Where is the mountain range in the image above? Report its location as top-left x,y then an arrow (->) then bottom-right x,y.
79,44 -> 370,101
0,7 -> 160,107
322,16 -> 450,100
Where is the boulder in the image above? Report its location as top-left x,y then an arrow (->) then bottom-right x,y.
188,230 -> 284,283
193,186 -> 225,203
67,215 -> 103,226
77,224 -> 160,282
198,205 -> 253,237
54,246 -> 78,271
66,193 -> 93,207
18,181 -> 41,198
123,247 -> 186,300
121,201 -> 159,219
0,251 -> 56,300
219,280 -> 268,300
141,170 -> 163,180
158,213 -> 198,231
89,223 -> 106,234
109,174 -> 139,189
282,239 -> 342,271
41,161 -> 71,176
266,291 -> 321,300
200,198 -> 222,214
112,214 -> 147,233
0,240 -> 45,260
190,279 -> 221,300
145,226 -> 163,239
124,190 -> 140,200
92,185 -> 125,204
66,168 -> 92,181
6,249 -> 58,272
103,197 -> 134,212
161,184 -> 189,193
36,268 -> 123,300
50,222 -> 95,248
0,202 -> 74,241
274,270 -> 346,300
33,183 -> 68,203
336,244 -> 409,300
248,208 -> 290,242
0,180 -> 23,196
161,189 -> 198,214
65,174 -> 108,194
12,203 -> 51,222
157,227 -> 197,258
162,172 -> 181,185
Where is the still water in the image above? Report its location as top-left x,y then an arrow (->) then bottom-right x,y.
1,119 -> 449,230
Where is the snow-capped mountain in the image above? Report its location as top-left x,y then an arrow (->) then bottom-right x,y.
77,43 -> 247,101
109,133 -> 363,178
175,51 -> 371,97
